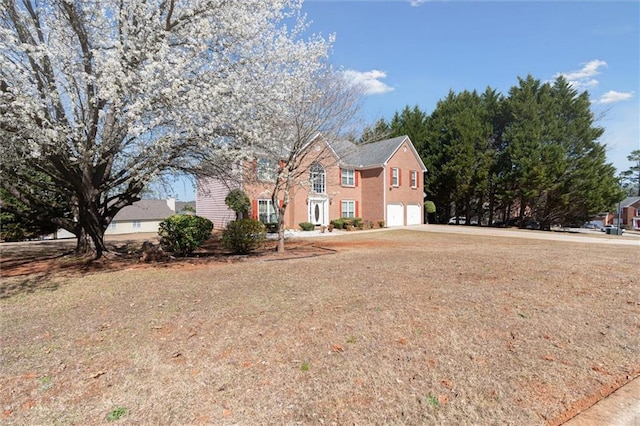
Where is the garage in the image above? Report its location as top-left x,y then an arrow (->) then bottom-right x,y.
386,203 -> 404,227
406,204 -> 422,225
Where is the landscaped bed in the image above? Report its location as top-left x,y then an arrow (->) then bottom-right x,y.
1,229 -> 638,424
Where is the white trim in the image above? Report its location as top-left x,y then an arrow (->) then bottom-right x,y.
341,168 -> 355,187
383,165 -> 387,223
410,170 -> 418,188
341,200 -> 356,218
308,196 -> 329,226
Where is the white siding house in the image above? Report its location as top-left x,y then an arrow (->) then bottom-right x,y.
56,198 -> 189,238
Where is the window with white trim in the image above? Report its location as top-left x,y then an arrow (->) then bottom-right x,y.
108,222 -> 117,230
258,199 -> 276,224
310,163 -> 326,194
410,170 -> 418,188
392,167 -> 399,187
341,168 -> 355,186
341,200 -> 355,218
132,220 -> 141,229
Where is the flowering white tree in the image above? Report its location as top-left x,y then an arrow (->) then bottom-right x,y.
0,0 -> 332,258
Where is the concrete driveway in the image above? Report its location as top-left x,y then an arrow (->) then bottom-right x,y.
408,224 -> 640,246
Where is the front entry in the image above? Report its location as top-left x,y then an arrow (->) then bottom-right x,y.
308,199 -> 328,226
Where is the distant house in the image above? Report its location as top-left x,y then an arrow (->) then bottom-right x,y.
618,196 -> 640,230
597,196 -> 640,230
56,198 -> 188,238
197,135 -> 427,230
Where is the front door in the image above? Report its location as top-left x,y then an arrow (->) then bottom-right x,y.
309,199 -> 327,226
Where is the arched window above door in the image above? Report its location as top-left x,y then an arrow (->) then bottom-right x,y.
310,163 -> 326,194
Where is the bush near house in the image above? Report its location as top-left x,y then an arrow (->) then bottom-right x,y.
330,218 -> 364,230
222,219 -> 266,254
158,214 -> 213,256
330,218 -> 345,230
299,222 -> 315,231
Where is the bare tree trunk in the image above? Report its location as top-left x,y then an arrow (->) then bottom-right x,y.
75,204 -> 108,259
276,210 -> 285,253
518,199 -> 527,228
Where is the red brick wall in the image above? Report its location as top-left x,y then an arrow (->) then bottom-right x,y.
360,168 -> 384,224
230,138 -> 425,229
384,141 -> 424,224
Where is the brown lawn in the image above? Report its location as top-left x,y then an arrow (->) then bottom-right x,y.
0,229 -> 638,425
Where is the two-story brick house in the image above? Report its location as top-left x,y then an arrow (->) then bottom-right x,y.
196,135 -> 427,229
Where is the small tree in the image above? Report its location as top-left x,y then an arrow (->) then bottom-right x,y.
159,215 -> 213,257
225,189 -> 251,220
424,200 -> 436,224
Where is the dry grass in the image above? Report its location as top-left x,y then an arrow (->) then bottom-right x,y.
1,229 -> 638,425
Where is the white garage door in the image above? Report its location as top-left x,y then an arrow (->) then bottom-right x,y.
386,203 -> 404,227
406,204 -> 421,225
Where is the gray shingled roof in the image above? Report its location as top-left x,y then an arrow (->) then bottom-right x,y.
113,200 -> 175,221
620,196 -> 640,207
331,135 -> 426,171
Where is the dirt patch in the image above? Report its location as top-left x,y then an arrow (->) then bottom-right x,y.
1,230 -> 638,425
0,233 -> 336,281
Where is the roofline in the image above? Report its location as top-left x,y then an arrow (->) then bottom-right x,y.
382,135 -> 428,172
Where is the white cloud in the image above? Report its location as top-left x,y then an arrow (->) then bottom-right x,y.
343,69 -> 395,95
410,0 -> 428,6
556,59 -> 607,90
597,90 -> 634,104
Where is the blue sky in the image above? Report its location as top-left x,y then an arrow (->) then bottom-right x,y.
306,1 -> 639,166
174,0 -> 639,200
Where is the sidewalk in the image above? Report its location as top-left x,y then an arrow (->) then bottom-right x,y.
564,377 -> 640,425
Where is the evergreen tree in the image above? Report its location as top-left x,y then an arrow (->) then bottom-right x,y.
378,74 -> 622,228
388,105 -> 429,153
620,150 -> 640,196
503,75 -> 556,225
359,118 -> 391,143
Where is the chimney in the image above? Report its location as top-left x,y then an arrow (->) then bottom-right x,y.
166,196 -> 176,212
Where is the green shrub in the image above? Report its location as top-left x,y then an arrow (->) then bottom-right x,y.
424,200 -> 436,214
352,217 -> 363,229
158,214 -> 213,256
378,220 -> 385,228
224,189 -> 251,219
330,218 -> 345,229
299,222 -> 315,231
222,219 -> 266,254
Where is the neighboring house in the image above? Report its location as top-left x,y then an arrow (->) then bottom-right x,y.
197,135 -> 428,229
597,196 -> 640,230
106,198 -> 177,235
618,196 -> 640,230
56,198 -> 180,238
